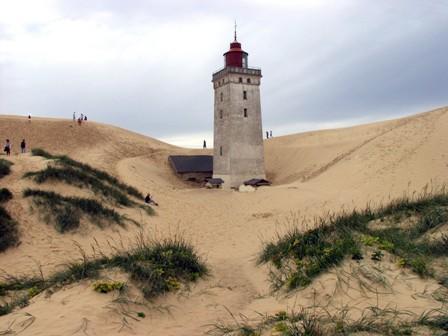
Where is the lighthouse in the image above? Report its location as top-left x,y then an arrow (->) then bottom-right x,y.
212,27 -> 265,188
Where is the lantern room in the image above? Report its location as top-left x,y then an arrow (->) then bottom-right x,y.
224,40 -> 248,68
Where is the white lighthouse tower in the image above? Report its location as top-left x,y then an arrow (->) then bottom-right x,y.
212,27 -> 265,188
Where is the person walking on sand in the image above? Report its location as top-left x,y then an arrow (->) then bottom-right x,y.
203,140 -> 206,149
4,139 -> 11,156
266,131 -> 269,139
20,139 -> 26,153
270,130 -> 272,138
73,112 -> 76,121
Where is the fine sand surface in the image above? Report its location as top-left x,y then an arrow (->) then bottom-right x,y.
0,107 -> 447,335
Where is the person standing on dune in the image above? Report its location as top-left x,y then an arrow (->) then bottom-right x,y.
20,139 -> 26,153
4,139 -> 11,156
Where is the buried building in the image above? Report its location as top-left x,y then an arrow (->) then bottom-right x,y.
168,155 -> 213,183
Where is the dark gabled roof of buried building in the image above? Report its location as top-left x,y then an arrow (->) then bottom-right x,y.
168,155 -> 213,174
244,178 -> 271,186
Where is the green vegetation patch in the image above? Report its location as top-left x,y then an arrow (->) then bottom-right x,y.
259,192 -> 448,291
93,280 -> 125,293
30,148 -> 143,199
0,236 -> 207,316
23,188 -> 123,232
25,166 -> 133,206
208,307 -> 448,336
0,159 -> 13,179
0,206 -> 19,252
0,188 -> 12,203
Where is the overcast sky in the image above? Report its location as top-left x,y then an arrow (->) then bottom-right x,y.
1,0 -> 447,147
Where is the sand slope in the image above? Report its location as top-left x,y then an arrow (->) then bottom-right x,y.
0,107 -> 447,335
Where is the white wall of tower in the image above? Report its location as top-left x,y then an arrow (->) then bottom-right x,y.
213,71 -> 265,187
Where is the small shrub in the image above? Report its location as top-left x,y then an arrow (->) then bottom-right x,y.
409,257 -> 431,276
419,313 -> 448,331
442,234 -> 448,251
28,286 -> 41,298
137,312 -> 146,318
259,221 -> 361,290
0,159 -> 13,179
0,206 -> 19,252
120,237 -> 208,298
378,240 -> 395,252
371,250 -> 384,261
360,235 -> 380,246
413,207 -> 447,237
0,188 -> 12,203
30,148 -> 52,158
55,205 -> 81,232
0,302 -> 13,316
397,257 -> 407,268
93,281 -> 125,293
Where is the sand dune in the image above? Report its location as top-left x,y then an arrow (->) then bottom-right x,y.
0,107 -> 447,335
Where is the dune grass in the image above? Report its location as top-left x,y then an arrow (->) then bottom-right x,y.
0,161 -> 18,252
24,149 -> 155,232
24,166 -> 133,206
30,148 -> 143,199
0,235 -> 207,316
0,188 -> 12,203
259,191 -> 448,291
207,306 -> 448,336
23,188 -> 123,232
0,159 -> 13,179
0,206 -> 19,253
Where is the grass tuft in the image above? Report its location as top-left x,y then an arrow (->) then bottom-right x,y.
208,306 -> 448,336
260,191 -> 448,291
30,148 -> 143,199
0,188 -> 13,203
23,188 -> 123,232
93,280 -> 125,293
0,235 -> 207,315
0,206 -> 19,252
24,166 -> 133,206
0,159 -> 13,179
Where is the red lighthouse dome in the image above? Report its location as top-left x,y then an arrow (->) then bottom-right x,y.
223,29 -> 248,68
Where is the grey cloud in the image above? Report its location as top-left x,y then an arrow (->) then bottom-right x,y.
1,0 -> 447,144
